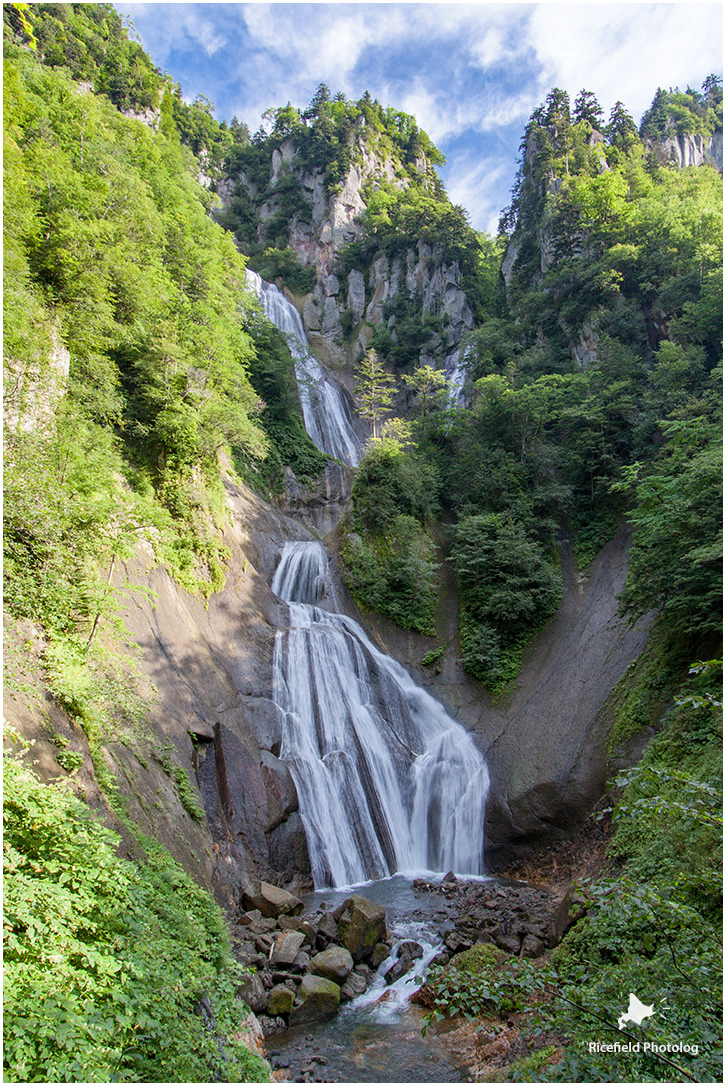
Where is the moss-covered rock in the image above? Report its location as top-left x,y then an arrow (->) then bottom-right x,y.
289,974 -> 341,1025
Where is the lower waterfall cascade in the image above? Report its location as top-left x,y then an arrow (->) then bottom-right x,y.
271,541 -> 490,888
245,269 -> 364,466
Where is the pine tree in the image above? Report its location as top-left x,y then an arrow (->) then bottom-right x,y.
607,101 -> 639,150
354,349 -> 396,439
573,89 -> 604,129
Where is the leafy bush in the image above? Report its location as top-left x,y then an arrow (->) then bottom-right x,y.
3,739 -> 269,1084
341,439 -> 441,634
533,663 -> 722,1083
421,644 -> 446,667
417,943 -> 537,1035
343,514 -> 438,635
252,246 -> 316,295
351,439 -> 440,531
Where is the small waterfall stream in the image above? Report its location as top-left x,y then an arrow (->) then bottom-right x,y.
245,269 -> 364,465
444,346 -> 470,406
271,541 -> 489,889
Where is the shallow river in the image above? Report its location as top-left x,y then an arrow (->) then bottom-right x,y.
266,875 -> 487,1083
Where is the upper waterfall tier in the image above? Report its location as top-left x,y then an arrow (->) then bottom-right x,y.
245,270 -> 364,466
271,541 -> 489,888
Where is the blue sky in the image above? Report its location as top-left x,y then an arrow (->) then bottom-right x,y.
117,2 -> 723,233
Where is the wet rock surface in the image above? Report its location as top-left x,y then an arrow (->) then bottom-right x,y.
412,875 -> 573,956
233,891 -> 392,1033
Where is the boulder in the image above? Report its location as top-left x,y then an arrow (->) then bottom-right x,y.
397,940 -> 424,961
444,930 -> 472,954
278,916 -> 316,945
384,957 -> 412,985
548,885 -> 587,947
336,895 -> 387,962
292,950 -> 311,973
520,934 -> 546,959
240,878 -> 303,919
289,974 -> 341,1025
340,971 -> 367,1001
236,971 -> 268,1014
369,942 -> 390,969
268,984 -> 295,1017
270,930 -> 306,966
315,910 -> 339,944
309,946 -> 354,984
233,940 -> 264,968
494,933 -> 522,955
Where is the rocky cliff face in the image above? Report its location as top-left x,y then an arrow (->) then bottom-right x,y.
4,325 -> 70,432
647,129 -> 723,171
217,135 -> 474,375
6,473 -> 321,911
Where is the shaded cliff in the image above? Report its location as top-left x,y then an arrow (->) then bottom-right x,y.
324,521 -> 652,868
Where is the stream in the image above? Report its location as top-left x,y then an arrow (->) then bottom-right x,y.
267,876 -> 475,1083
256,277 -> 492,1081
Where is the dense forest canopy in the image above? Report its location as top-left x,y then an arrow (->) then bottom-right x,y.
3,4 -> 722,1083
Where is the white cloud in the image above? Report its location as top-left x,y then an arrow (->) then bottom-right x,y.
525,3 -> 724,121
191,13 -> 226,57
123,3 -> 226,58
241,4 -> 409,89
119,2 -> 723,226
444,152 -> 513,234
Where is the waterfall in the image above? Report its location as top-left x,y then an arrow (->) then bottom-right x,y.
271,541 -> 489,888
444,346 -> 470,406
245,269 -> 363,466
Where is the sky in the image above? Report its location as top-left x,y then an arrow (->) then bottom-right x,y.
117,2 -> 724,233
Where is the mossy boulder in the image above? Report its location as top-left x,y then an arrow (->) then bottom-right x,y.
335,895 -> 387,962
309,945 -> 354,984
289,974 -> 341,1025
268,984 -> 295,1017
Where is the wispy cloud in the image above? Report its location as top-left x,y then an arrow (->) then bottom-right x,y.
443,151 -> 513,234
118,3 -> 723,234
525,3 -> 724,121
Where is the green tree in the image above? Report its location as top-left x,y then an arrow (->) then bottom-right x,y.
402,364 -> 448,417
354,348 -> 396,439
617,420 -> 723,644
573,89 -> 604,129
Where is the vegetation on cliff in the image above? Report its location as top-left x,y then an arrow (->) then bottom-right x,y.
2,7 -> 306,1079
345,79 -> 721,688
4,731 -> 269,1084
3,4 -> 722,1080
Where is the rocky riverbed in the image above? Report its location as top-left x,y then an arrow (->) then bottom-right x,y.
233,879 -> 395,1034
231,873 -> 586,1082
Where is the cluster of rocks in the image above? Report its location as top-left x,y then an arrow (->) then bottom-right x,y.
413,872 -> 585,961
233,879 -> 395,1031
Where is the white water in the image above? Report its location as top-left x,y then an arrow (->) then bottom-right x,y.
272,541 -> 489,889
444,346 -> 471,406
245,269 -> 364,465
